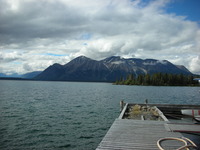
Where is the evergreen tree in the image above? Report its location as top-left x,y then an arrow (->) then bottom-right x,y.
115,73 -> 199,86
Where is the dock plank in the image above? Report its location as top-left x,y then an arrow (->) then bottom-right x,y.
166,123 -> 200,133
96,119 -> 182,150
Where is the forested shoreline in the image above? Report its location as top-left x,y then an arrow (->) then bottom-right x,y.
115,73 -> 199,86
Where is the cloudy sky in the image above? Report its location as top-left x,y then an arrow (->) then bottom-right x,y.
0,0 -> 200,75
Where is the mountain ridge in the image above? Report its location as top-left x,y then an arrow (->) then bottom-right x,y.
34,56 -> 193,82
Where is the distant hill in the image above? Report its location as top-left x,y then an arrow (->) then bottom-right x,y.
34,56 -> 193,82
0,73 -> 21,78
21,71 -> 42,79
0,71 -> 42,79
0,73 -> 8,77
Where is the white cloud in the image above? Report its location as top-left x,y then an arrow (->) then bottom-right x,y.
189,55 -> 200,74
0,0 -> 200,74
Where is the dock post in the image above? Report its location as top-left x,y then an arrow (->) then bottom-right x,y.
120,100 -> 124,112
145,99 -> 148,111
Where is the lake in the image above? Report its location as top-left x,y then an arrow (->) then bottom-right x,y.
0,80 -> 199,150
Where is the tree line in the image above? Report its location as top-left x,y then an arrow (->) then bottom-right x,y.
115,73 -> 199,86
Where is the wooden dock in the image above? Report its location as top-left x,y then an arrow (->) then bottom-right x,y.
96,119 -> 184,150
96,103 -> 200,150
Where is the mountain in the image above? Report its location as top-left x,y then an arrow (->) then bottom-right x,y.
35,56 -> 109,81
34,63 -> 65,81
21,71 -> 42,79
34,56 -> 193,82
175,65 -> 191,74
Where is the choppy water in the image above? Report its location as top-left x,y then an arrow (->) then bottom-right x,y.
0,80 -> 199,150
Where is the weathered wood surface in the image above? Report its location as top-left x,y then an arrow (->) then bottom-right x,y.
96,119 -> 182,150
127,103 -> 200,109
128,104 -> 200,114
118,103 -> 128,119
96,103 -> 200,150
166,123 -> 200,133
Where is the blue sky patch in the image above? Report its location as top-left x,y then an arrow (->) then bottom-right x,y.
165,0 -> 200,22
79,33 -> 92,40
11,61 -> 22,65
44,53 -> 67,57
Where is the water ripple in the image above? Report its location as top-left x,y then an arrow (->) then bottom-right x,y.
0,81 -> 199,150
